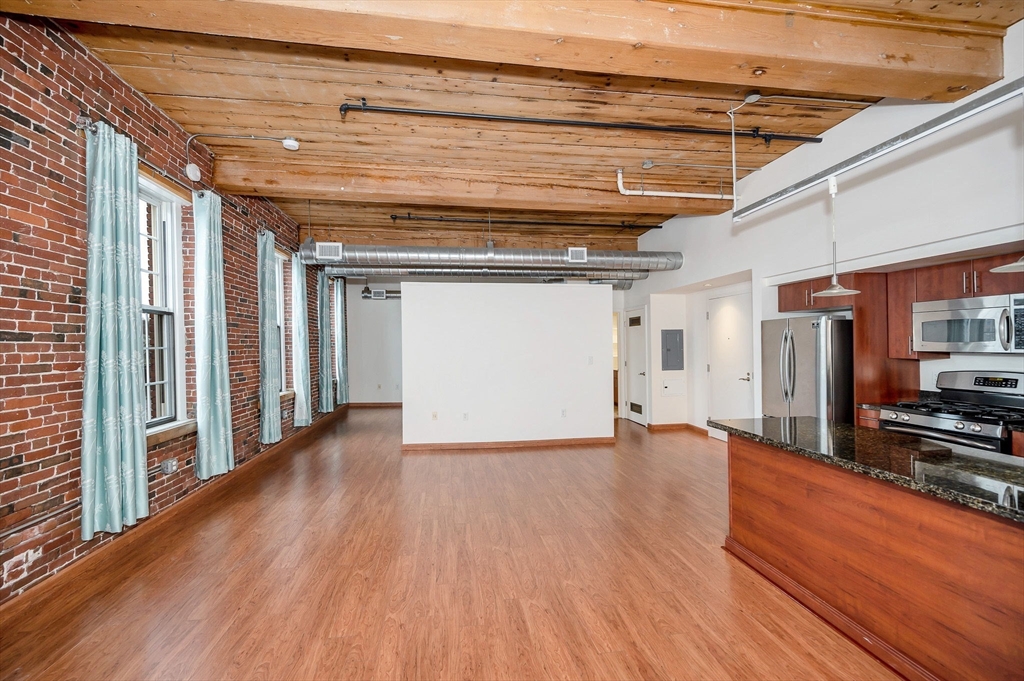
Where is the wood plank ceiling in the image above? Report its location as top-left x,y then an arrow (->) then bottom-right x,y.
7,1 -> 1020,249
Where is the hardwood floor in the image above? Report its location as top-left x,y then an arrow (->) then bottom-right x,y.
0,409 -> 897,681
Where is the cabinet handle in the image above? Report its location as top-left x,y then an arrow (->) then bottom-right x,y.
974,270 -> 980,293
962,272 -> 968,294
909,335 -> 914,357
805,289 -> 809,307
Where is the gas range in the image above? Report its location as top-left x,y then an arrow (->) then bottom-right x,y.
880,371 -> 1024,455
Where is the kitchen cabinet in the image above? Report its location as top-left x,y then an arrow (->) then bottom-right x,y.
886,270 -> 918,359
777,275 -> 856,312
914,260 -> 973,302
915,252 -> 1023,302
856,407 -> 880,429
971,252 -> 1024,296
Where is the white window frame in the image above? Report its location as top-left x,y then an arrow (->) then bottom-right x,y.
139,174 -> 187,432
274,250 -> 288,392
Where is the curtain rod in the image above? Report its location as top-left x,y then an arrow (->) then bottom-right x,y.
388,213 -> 661,230
74,114 -> 247,215
339,98 -> 822,145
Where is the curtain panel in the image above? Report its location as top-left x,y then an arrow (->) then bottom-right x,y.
257,231 -> 282,444
317,270 -> 334,413
291,254 -> 311,427
334,278 -> 348,405
81,122 -> 149,540
192,191 -> 235,479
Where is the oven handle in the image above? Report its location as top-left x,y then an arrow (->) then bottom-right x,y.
882,424 -> 1001,451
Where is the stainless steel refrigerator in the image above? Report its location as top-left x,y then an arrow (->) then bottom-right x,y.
761,315 -> 854,423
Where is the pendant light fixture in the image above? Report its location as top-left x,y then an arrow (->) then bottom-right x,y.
989,256 -> 1024,273
812,176 -> 860,299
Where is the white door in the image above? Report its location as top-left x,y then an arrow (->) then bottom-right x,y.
625,308 -> 648,425
708,293 -> 754,441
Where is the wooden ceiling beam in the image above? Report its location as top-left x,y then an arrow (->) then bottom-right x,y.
8,0 -> 1006,101
214,159 -> 731,215
300,226 -> 641,251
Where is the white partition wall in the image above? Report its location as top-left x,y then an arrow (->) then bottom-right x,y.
402,282 -> 613,446
346,283 -> 403,404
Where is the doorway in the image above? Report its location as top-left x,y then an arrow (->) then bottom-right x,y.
707,292 -> 754,441
624,307 -> 648,426
612,312 -> 619,412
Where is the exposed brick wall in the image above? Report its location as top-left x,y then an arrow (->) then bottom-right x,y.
0,15 -> 331,604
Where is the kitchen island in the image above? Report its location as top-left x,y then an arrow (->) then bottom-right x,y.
709,417 -> 1023,681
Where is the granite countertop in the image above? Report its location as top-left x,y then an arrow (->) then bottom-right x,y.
709,417 -> 1024,523
1010,423 -> 1024,433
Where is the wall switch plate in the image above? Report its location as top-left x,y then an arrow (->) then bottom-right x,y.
587,355 -> 594,365
160,459 -> 178,475
377,384 -> 382,390
561,409 -> 567,418
463,413 -> 469,421
432,411 -> 438,421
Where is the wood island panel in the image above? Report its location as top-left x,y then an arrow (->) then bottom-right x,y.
727,435 -> 1024,681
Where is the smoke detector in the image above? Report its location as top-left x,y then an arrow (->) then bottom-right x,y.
282,137 -> 300,151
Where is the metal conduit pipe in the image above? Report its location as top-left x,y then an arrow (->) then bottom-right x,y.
301,240 -> 682,271
324,266 -> 649,280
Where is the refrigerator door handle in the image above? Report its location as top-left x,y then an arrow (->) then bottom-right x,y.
787,328 -> 797,404
779,328 -> 789,403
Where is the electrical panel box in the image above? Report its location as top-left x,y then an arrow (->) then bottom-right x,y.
661,329 -> 684,370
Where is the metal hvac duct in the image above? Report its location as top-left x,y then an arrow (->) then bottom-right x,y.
324,266 -> 649,280
300,239 -> 682,272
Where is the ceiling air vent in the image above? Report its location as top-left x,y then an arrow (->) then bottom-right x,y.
567,247 -> 588,264
370,289 -> 387,300
315,242 -> 344,262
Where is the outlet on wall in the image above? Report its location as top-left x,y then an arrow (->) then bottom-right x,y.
561,408 -> 567,418
587,355 -> 593,365
432,411 -> 438,421
160,459 -> 178,475
463,412 -> 469,421
377,383 -> 382,390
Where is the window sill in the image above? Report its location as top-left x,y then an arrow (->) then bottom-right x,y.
147,419 -> 198,447
280,390 -> 295,399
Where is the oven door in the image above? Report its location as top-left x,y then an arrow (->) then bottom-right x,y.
913,302 -> 1013,353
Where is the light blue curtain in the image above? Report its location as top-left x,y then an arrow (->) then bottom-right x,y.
317,269 -> 334,413
258,231 -> 282,444
291,253 -> 311,427
81,122 -> 148,541
334,278 -> 348,405
193,191 -> 234,479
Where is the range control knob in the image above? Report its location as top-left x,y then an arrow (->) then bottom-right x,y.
889,412 -> 899,420
900,414 -> 911,422
969,424 -> 982,433
954,421 -> 965,430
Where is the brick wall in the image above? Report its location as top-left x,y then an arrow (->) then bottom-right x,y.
0,15 -> 332,604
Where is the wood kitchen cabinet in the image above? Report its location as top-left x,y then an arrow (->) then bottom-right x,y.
886,269 -> 918,359
915,251 -> 1023,302
777,275 -> 856,312
914,260 -> 973,301
971,252 -> 1024,296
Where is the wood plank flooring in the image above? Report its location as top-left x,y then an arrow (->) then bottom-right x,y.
0,409 -> 898,681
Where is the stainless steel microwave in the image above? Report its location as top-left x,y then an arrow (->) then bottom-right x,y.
913,294 -> 1024,353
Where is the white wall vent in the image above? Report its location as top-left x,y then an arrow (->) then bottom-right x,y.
315,242 -> 345,261
567,247 -> 588,264
371,289 -> 387,300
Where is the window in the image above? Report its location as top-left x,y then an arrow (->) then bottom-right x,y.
275,251 -> 288,391
139,177 -> 185,429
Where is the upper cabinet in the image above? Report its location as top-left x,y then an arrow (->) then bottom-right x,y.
972,253 -> 1024,297
914,261 -> 973,301
915,252 -> 1024,302
778,275 -> 857,312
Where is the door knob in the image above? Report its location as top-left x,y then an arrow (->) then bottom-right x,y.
639,372 -> 646,376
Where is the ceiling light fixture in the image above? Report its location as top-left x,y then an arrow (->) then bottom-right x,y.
183,132 -> 301,183
990,256 -> 1024,273
812,176 -> 860,299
